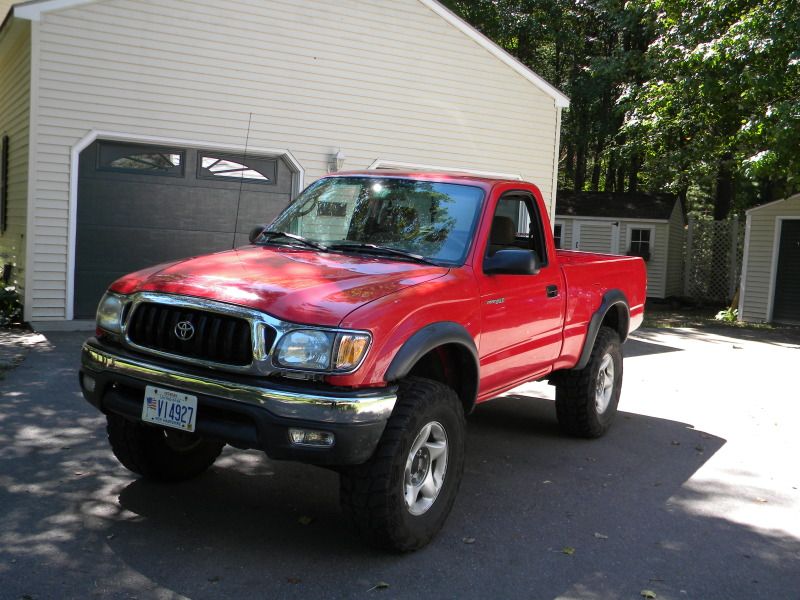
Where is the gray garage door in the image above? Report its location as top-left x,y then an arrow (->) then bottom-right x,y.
772,219 -> 800,323
74,140 -> 295,318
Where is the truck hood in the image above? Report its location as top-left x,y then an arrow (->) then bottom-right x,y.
111,246 -> 449,326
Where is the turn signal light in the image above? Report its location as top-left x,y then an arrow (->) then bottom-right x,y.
335,334 -> 369,371
289,428 -> 335,447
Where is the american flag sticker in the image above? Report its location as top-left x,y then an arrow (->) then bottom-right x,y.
146,396 -> 157,411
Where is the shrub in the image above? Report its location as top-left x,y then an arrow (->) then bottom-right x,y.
714,307 -> 738,323
0,286 -> 23,327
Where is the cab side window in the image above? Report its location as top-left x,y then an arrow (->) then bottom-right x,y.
486,193 -> 548,266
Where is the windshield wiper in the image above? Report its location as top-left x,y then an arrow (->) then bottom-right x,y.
328,242 -> 436,265
258,230 -> 328,252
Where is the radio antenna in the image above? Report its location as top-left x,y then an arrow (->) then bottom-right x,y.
233,111 -> 254,247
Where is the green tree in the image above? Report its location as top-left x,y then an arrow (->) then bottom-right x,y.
622,0 -> 800,216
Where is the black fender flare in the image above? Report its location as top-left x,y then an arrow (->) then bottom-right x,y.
385,321 -> 480,407
574,290 -> 630,370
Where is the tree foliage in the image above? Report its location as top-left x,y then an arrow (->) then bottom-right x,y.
442,0 -> 800,216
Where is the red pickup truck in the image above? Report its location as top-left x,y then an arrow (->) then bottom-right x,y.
80,171 -> 646,551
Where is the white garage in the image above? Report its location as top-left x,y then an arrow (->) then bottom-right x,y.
0,0 -> 568,328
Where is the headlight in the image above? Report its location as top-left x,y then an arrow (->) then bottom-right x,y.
274,329 -> 370,372
96,292 -> 126,334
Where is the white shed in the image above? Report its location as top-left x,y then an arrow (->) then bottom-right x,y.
0,0 -> 568,328
738,194 -> 800,324
554,191 -> 685,299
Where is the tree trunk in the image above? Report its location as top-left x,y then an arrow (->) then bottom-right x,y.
713,152 -> 734,220
616,165 -> 626,193
628,153 -> 639,192
605,155 -> 616,192
565,144 -> 575,189
575,142 -> 587,192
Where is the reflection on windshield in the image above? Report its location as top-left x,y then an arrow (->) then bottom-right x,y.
267,177 -> 484,264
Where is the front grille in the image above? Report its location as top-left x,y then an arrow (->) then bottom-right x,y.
127,302 -> 254,366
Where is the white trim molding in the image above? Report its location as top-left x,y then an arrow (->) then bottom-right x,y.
22,19 -> 40,323
13,0 -> 97,21
419,0 -> 570,108
368,159 -> 522,180
746,193 -> 800,214
625,224 -> 656,258
555,214 -> 669,225
737,213 -> 752,321
65,129 -> 304,321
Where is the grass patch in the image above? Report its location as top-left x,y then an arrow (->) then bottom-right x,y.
643,300 -> 774,330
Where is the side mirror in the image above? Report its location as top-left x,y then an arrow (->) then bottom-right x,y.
249,224 -> 268,244
484,249 -> 540,275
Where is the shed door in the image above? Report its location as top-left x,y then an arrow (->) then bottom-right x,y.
74,141 -> 294,319
575,222 -> 618,253
773,220 -> 800,323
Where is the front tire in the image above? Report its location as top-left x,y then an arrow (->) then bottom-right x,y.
555,326 -> 623,438
339,377 -> 466,552
106,414 -> 224,482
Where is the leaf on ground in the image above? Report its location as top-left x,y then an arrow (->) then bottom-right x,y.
297,516 -> 314,526
694,445 -> 705,452
287,577 -> 301,584
641,590 -> 657,599
462,537 -> 476,544
561,546 -> 575,555
207,576 -> 221,584
367,582 -> 390,592
593,532 -> 609,540
671,441 -> 681,446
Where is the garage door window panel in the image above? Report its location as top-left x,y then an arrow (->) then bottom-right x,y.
98,142 -> 184,177
198,153 -> 276,184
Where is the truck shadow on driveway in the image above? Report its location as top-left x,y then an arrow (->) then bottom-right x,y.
3,332 -> 799,599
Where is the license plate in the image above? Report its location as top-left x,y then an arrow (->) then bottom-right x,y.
142,386 -> 198,432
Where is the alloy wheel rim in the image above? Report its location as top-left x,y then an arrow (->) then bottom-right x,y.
403,421 -> 448,516
595,353 -> 615,414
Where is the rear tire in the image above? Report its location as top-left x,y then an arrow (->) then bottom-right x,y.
555,326 -> 622,438
106,414 -> 224,482
339,377 -> 466,552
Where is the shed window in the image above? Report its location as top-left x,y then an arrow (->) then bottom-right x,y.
199,153 -> 275,183
98,142 -> 184,176
553,224 -> 562,249
629,228 -> 651,261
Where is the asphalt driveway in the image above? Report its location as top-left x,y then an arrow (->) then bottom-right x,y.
1,327 -> 798,599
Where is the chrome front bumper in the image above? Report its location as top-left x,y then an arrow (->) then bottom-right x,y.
81,342 -> 397,425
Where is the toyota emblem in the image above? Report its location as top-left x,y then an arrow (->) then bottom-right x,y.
174,320 -> 195,341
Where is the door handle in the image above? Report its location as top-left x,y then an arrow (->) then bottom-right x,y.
546,285 -> 559,298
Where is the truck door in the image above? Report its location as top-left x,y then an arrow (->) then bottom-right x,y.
477,191 -> 565,395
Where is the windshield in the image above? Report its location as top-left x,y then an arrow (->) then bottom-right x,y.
266,177 -> 485,265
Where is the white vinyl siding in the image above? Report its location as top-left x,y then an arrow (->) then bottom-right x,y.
556,211 -> 682,299
26,0 -> 561,321
0,19 -> 30,294
576,223 -> 615,253
620,222 -> 666,298
665,201 -> 685,297
740,194 -> 800,322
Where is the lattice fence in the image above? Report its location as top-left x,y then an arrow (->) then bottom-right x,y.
684,216 -> 745,303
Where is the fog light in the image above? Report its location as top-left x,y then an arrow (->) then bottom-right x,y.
288,428 -> 335,447
82,374 -> 97,393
